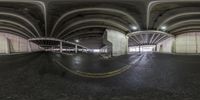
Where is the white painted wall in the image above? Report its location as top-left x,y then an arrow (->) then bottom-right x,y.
0,32 -> 42,54
175,32 -> 199,53
104,29 -> 128,56
30,43 -> 42,52
157,37 -> 175,53
197,33 -> 200,53
0,36 -> 9,53
157,32 -> 200,54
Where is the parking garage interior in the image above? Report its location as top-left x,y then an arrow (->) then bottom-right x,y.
1,0 -> 200,100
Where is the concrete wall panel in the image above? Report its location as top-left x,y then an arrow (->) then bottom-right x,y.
176,34 -> 187,53
0,36 -> 9,53
175,33 -> 199,54
104,29 -> 128,56
157,37 -> 174,53
156,32 -> 200,54
0,32 -> 42,54
197,33 -> 200,53
187,33 -> 196,53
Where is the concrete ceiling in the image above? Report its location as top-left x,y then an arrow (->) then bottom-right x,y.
0,0 -> 200,48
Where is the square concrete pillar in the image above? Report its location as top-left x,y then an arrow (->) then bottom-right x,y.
28,40 -> 32,52
4,37 -> 11,54
75,45 -> 78,53
103,29 -> 128,56
60,41 -> 63,53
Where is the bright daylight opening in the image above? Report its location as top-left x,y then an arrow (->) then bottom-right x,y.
129,45 -> 156,52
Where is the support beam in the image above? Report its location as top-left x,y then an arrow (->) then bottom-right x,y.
154,35 -> 167,44
155,44 -> 158,52
139,45 -> 141,53
129,36 -> 140,46
28,40 -> 32,52
75,45 -> 78,53
149,33 -> 155,44
5,38 -> 10,54
60,41 -> 63,53
29,37 -> 88,49
151,34 -> 160,44
0,36 -> 10,54
127,30 -> 174,45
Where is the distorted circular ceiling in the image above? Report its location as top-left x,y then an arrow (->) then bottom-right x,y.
0,0 -> 200,48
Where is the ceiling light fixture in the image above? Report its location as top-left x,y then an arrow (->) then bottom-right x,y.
161,26 -> 167,31
132,26 -> 138,30
75,39 -> 79,43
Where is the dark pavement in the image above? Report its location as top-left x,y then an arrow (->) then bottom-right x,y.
0,52 -> 200,100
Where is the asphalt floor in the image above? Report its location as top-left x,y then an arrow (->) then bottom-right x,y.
0,52 -> 200,100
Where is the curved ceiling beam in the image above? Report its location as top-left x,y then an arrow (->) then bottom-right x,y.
127,30 -> 173,37
56,14 -> 131,32
171,26 -> 200,34
0,12 -> 41,37
0,30 -> 28,39
157,12 -> 200,30
0,26 -> 31,38
62,25 -> 124,40
33,1 -> 47,37
167,19 -> 200,31
147,0 -> 200,29
75,36 -> 102,40
77,37 -> 103,40
65,30 -> 103,40
128,37 -> 140,45
56,18 -> 129,38
50,7 -> 139,36
0,19 -> 36,37
154,35 -> 168,44
74,34 -> 102,38
173,30 -> 200,35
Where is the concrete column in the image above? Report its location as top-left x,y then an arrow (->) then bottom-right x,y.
5,38 -> 11,54
28,40 -> 32,52
155,45 -> 157,52
103,29 -> 128,56
51,46 -> 53,51
195,33 -> 198,53
139,45 -> 141,53
18,37 -> 20,52
75,45 -> 78,53
0,36 -> 9,54
60,41 -> 63,53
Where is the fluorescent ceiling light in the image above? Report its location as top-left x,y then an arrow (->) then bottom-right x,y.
75,39 -> 79,43
161,26 -> 167,31
132,26 -> 138,30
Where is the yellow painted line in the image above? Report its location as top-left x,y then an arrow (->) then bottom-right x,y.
54,60 -> 132,78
